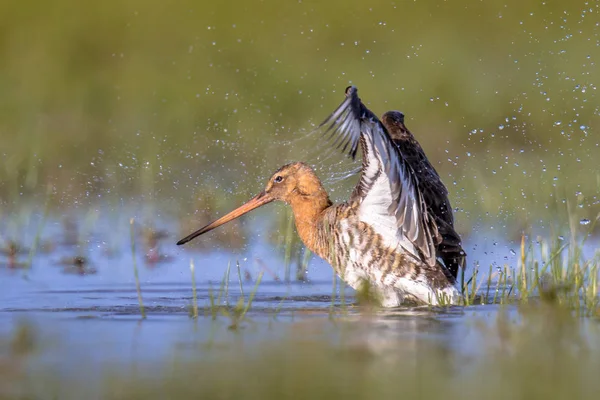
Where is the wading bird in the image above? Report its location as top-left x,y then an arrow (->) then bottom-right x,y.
178,86 -> 466,306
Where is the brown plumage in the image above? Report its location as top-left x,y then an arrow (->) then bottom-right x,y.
178,86 -> 463,306
381,111 -> 466,280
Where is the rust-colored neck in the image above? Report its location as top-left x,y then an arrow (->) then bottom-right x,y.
289,190 -> 332,259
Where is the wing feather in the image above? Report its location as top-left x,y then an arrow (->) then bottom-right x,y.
319,86 -> 440,267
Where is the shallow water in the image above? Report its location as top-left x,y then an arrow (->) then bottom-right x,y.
0,215 -> 598,400
1,214 -> 597,368
0,216 -> 525,315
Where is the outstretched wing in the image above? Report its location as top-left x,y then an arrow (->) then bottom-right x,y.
319,86 -> 440,267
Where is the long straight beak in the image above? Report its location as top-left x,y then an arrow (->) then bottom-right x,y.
177,191 -> 273,246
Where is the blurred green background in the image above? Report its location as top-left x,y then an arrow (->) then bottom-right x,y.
0,0 -> 598,237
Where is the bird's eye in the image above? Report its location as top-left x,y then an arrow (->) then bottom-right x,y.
274,175 -> 283,183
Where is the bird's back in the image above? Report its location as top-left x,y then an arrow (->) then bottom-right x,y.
381,111 -> 466,281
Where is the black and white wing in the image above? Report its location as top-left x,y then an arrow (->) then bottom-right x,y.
381,110 -> 466,279
319,86 -> 440,267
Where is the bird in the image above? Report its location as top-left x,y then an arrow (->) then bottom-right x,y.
177,86 -> 464,306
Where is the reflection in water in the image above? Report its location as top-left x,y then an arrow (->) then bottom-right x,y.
139,225 -> 174,267
57,256 -> 98,276
0,304 -> 598,399
254,258 -> 281,282
0,240 -> 32,270
338,309 -> 458,371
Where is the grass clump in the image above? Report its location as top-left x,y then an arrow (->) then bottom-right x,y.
461,217 -> 599,315
203,262 -> 265,330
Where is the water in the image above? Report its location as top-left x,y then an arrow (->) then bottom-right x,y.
0,218 -> 526,314
0,213 -> 598,399
1,214 -> 597,354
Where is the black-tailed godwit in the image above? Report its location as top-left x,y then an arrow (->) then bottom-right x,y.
178,86 -> 466,306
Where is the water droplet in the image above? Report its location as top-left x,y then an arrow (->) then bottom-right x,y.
498,124 -> 505,130
580,219 -> 591,225
509,249 -> 516,256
